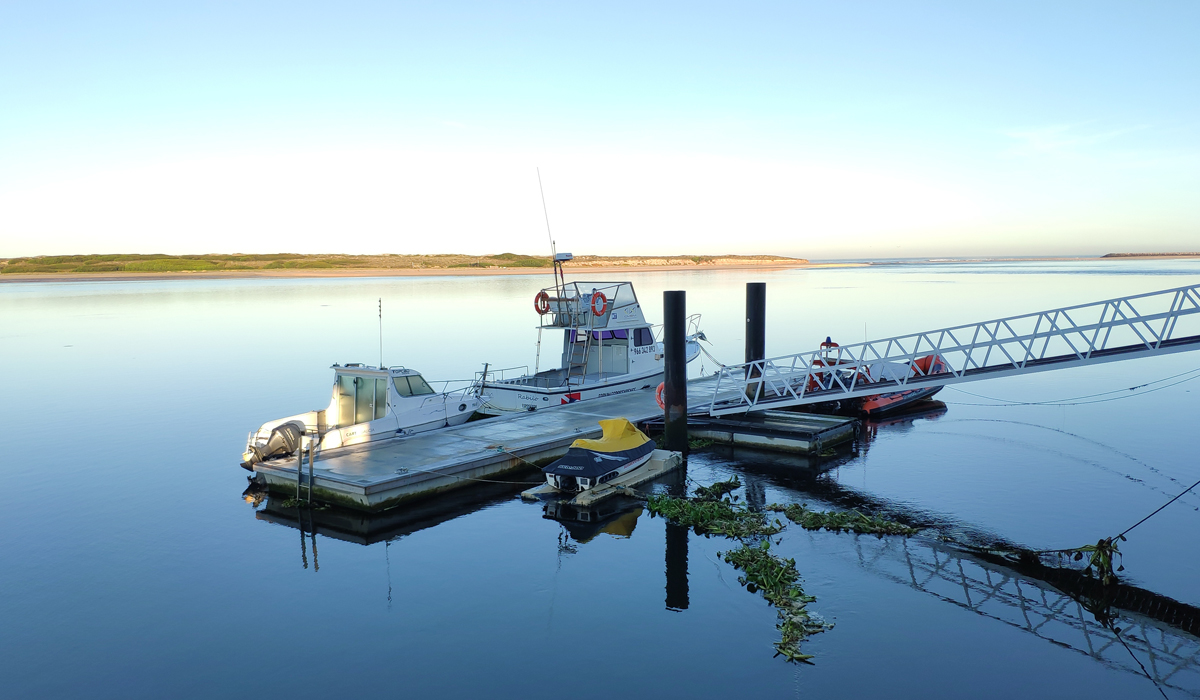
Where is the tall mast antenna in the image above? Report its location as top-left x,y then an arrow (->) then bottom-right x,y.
537,167 -> 567,292
378,298 -> 383,368
537,167 -> 555,258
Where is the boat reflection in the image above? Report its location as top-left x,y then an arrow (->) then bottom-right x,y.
249,477 -> 531,546
542,497 -> 644,544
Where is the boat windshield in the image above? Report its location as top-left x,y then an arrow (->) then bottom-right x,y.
394,374 -> 436,397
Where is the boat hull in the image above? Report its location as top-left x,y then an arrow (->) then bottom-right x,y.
478,371 -> 661,415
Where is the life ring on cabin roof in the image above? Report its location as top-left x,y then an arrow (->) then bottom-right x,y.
591,291 -> 608,316
534,291 -> 551,315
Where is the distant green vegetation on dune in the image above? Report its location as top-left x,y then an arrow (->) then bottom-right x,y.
0,252 -> 804,274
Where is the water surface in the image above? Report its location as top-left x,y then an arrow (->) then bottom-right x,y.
2,260 -> 1199,698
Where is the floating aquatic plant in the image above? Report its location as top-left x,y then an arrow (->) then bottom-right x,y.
693,476 -> 741,501
723,539 -> 831,663
646,492 -> 782,538
769,503 -> 919,537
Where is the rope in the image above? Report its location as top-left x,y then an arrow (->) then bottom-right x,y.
944,367 -> 1200,406
698,344 -> 727,369
1033,474 -> 1200,555
1117,475 -> 1200,539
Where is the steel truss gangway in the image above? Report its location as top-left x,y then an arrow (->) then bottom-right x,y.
708,283 -> 1200,416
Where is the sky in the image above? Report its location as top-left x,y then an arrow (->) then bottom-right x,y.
0,1 -> 1197,260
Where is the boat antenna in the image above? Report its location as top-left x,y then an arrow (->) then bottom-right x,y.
378,298 -> 383,369
537,167 -> 564,293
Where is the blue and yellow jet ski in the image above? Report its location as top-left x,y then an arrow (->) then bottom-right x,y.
543,418 -> 655,493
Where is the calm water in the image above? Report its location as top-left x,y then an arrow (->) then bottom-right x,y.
2,260 -> 1199,699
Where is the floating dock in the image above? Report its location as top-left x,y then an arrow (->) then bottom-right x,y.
253,376 -> 722,511
252,374 -> 854,511
645,410 -> 857,454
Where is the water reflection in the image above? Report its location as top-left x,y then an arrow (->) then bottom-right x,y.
253,477 -> 530,546
848,536 -> 1200,697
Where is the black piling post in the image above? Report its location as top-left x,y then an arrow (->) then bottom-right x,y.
663,290 -> 688,454
745,282 -> 766,400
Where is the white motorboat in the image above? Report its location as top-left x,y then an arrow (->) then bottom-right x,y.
477,255 -> 704,415
240,364 -> 485,470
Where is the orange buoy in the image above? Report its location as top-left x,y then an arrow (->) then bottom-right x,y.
655,382 -> 666,410
534,291 -> 551,315
591,291 -> 608,316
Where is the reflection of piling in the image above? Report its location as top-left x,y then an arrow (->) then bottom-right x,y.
665,523 -> 690,610
663,291 -> 688,454
745,282 -> 765,400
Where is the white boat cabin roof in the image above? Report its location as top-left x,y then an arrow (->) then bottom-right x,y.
331,363 -> 426,378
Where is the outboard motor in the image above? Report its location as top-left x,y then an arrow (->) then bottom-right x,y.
240,421 -> 306,471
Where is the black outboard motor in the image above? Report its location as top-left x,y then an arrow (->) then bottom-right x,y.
240,421 -> 306,471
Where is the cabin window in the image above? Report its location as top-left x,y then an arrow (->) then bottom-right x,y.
374,378 -> 388,420
354,377 -> 373,424
394,375 -> 436,397
408,375 -> 436,395
337,375 -> 389,425
634,327 -> 654,347
337,375 -> 355,426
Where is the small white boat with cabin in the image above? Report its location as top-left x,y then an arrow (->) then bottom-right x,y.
240,364 -> 485,470
477,254 -> 704,415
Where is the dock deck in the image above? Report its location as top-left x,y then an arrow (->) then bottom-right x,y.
253,375 -> 854,511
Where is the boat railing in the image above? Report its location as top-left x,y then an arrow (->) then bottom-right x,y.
652,313 -> 704,342
476,365 -> 531,383
536,281 -> 636,330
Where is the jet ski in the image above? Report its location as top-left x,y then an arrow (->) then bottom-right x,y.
543,418 -> 655,493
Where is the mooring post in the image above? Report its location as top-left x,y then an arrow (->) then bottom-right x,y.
295,439 -> 303,500
663,290 -> 688,454
745,282 -> 766,401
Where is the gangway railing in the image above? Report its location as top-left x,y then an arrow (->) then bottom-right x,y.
709,283 -> 1200,416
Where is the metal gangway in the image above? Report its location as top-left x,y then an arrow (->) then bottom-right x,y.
709,283 -> 1200,416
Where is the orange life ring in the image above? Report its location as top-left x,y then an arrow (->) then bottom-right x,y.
591,292 -> 608,316
534,291 -> 551,315
655,382 -> 666,410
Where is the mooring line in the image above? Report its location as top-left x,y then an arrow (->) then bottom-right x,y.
944,366 -> 1200,406
1117,475 -> 1200,540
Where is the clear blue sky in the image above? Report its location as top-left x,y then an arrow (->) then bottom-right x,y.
1,1 -> 1197,259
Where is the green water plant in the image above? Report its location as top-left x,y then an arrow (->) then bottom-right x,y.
769,503 -> 919,537
646,492 -> 782,538
723,539 -> 831,662
693,476 -> 741,501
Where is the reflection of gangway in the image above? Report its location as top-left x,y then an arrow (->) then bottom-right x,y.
848,536 -> 1200,696
708,283 -> 1200,415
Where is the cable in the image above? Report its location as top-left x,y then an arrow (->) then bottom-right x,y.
1117,475 -> 1200,540
944,366 -> 1200,406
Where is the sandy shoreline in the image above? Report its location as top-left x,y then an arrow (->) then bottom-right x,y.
2,255 -> 1196,284
0,261 -> 847,283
